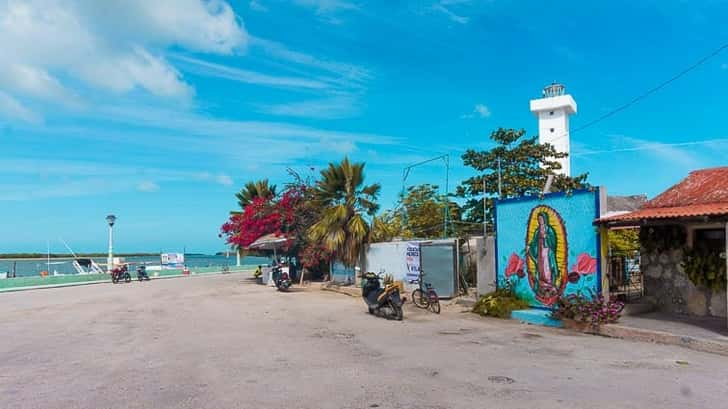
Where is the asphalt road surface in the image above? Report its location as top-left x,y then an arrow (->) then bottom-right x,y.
1,273 -> 727,409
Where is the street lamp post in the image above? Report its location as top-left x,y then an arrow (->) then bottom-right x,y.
106,214 -> 116,273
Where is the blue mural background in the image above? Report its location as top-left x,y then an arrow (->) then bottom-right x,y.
495,189 -> 602,309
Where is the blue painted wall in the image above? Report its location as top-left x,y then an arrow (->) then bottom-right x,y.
495,189 -> 601,308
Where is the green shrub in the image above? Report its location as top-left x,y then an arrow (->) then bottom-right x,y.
472,287 -> 529,319
682,248 -> 727,291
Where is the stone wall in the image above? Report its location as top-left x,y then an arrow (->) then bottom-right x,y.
642,247 -> 727,318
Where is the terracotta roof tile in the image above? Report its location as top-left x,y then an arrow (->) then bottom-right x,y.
599,202 -> 728,223
598,166 -> 728,224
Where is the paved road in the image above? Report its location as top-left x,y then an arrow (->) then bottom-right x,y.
1,274 -> 727,409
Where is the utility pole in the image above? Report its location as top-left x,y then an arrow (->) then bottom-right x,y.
483,175 -> 487,237
401,154 -> 450,238
443,154 -> 450,238
497,156 -> 502,198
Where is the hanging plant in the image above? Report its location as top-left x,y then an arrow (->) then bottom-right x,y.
640,225 -> 686,253
681,248 -> 727,291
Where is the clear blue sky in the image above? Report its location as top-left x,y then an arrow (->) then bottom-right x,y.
1,0 -> 727,253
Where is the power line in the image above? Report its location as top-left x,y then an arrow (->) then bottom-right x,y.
572,42 -> 728,134
548,42 -> 728,145
572,137 -> 728,157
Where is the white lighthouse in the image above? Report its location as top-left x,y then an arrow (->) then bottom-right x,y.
529,82 -> 577,177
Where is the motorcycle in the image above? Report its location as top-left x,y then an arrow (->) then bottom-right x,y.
273,266 -> 291,292
361,272 -> 404,320
136,265 -> 150,281
111,264 -> 131,284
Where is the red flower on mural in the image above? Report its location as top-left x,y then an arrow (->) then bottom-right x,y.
567,272 -> 581,284
570,253 -> 597,276
505,253 -> 525,279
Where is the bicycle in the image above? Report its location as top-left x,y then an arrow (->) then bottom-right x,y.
409,270 -> 440,314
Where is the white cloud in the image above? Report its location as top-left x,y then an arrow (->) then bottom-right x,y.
0,91 -> 42,124
461,103 -> 491,119
92,104 -> 398,146
294,0 -> 358,13
249,0 -> 268,12
258,95 -> 361,119
321,137 -> 357,154
216,174 -> 234,186
573,135 -> 700,169
172,54 -> 328,90
0,0 -> 247,118
250,37 -> 371,87
0,157 -> 242,200
0,64 -> 82,108
432,2 -> 469,24
137,181 -> 161,192
0,178 -> 131,201
293,0 -> 358,23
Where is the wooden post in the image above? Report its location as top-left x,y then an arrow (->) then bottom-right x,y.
600,225 -> 610,301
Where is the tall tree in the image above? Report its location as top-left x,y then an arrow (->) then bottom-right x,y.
370,210 -> 408,243
308,157 -> 381,267
456,128 -> 589,228
234,179 -> 277,210
401,184 -> 450,239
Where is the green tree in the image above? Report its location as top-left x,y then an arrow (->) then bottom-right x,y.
457,128 -> 589,227
370,210 -> 409,243
234,179 -> 277,210
608,229 -> 640,257
308,157 -> 381,267
401,184 -> 449,238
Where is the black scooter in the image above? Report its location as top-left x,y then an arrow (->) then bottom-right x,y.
273,266 -> 291,292
361,272 -> 403,320
136,265 -> 150,281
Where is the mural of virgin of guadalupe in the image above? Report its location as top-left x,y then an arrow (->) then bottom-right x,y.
525,207 -> 567,305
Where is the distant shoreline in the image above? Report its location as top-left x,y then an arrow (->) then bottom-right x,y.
0,253 -> 160,261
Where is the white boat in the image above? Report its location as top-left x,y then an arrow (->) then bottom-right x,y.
72,258 -> 105,275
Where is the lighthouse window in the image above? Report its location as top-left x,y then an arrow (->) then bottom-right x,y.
550,128 -> 554,133
549,111 -> 554,115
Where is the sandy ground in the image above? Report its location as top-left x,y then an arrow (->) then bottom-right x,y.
1,273 -> 727,409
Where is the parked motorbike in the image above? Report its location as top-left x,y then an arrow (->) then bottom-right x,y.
361,272 -> 404,320
273,266 -> 291,292
136,265 -> 150,281
111,264 -> 131,284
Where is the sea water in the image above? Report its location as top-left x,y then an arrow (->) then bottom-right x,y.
0,254 -> 271,277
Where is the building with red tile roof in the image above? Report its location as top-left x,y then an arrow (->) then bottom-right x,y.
597,167 -> 728,323
598,166 -> 728,226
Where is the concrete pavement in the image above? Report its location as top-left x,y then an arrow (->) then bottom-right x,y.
1,273 -> 727,409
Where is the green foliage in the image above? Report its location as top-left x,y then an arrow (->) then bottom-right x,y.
234,179 -> 277,211
372,184 -> 463,240
608,229 -> 640,257
308,157 -> 380,267
472,285 -> 529,319
370,210 -> 409,242
456,128 -> 590,227
682,247 -> 727,291
640,225 -> 686,253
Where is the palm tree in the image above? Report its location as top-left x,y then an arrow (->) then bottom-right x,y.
233,179 -> 277,211
308,158 -> 380,267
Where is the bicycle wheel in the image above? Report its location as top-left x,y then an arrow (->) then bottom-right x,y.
428,293 -> 441,314
411,289 -> 428,309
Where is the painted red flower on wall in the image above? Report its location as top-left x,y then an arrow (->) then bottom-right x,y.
505,253 -> 525,278
570,253 -> 597,275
